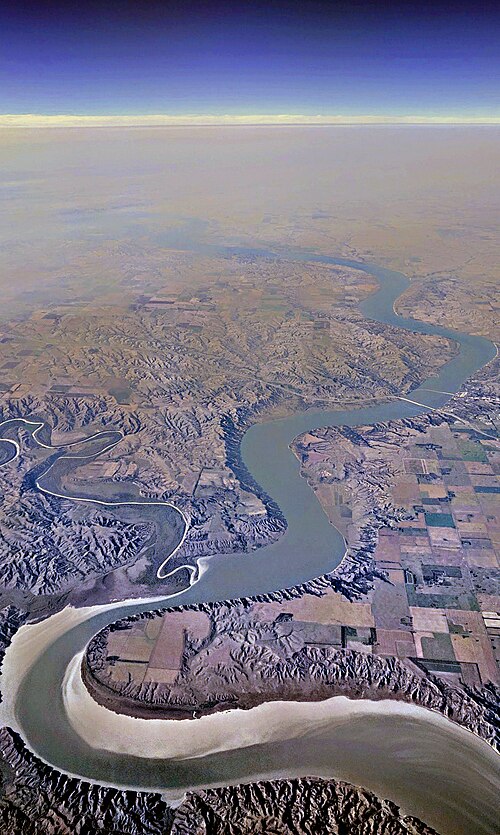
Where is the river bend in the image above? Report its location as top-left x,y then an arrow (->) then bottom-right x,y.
0,250 -> 498,835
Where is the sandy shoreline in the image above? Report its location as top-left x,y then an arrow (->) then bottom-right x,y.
0,593 -> 197,729
59,653 -> 500,835
3,625 -> 499,835
64,647 -> 496,763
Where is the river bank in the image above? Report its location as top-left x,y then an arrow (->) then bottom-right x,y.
1,250 -> 498,835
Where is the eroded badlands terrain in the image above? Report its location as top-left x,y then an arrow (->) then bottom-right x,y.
0,254 -> 455,618
0,126 -> 499,835
83,358 -> 500,757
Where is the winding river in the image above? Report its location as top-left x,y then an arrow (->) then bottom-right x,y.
1,250 -> 498,835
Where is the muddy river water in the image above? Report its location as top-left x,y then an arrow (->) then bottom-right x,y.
1,249 -> 498,835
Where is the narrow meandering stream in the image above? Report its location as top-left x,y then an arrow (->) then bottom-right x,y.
0,249 -> 498,835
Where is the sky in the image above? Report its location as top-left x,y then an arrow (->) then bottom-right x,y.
1,0 -> 499,119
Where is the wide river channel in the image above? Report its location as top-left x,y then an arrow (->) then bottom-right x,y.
3,248 -> 499,835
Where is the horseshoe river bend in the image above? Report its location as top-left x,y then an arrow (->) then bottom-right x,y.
0,248 -> 498,835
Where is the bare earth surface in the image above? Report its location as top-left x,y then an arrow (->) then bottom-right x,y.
0,128 -> 498,834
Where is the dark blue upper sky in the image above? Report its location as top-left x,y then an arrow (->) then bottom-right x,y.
1,0 -> 499,116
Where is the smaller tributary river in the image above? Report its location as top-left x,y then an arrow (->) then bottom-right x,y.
1,249 -> 498,835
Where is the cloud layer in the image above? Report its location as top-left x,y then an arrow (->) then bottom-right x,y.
1,114 -> 499,128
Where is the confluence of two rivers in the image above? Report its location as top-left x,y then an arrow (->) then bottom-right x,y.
2,250 -> 499,835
